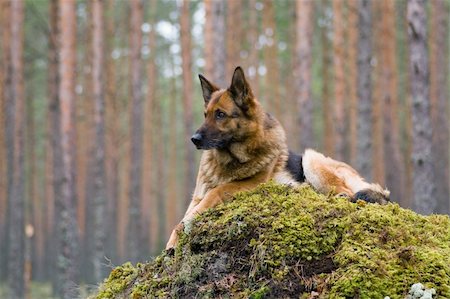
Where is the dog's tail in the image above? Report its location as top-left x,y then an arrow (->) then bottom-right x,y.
302,149 -> 390,204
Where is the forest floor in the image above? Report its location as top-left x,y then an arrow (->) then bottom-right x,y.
93,183 -> 450,298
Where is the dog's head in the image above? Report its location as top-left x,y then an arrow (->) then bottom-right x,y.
192,66 -> 261,150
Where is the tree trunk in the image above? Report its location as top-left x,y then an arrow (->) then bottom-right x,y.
48,0 -> 62,292
380,0 -> 405,203
91,0 -> 107,282
407,0 -> 436,214
57,0 -> 80,297
79,1 -> 93,282
372,1 -> 385,186
284,1 -> 298,152
204,0 -> 214,79
206,0 -> 226,86
356,0 -> 373,180
143,0 -> 158,253
166,59 -> 178,238
321,0 -> 334,157
155,82 -> 166,249
246,0 -> 260,97
296,0 -> 315,150
226,0 -> 242,76
429,0 -> 449,214
25,60 -> 37,295
5,1 -> 26,297
398,0 -> 413,209
0,0 -> 9,282
127,0 -> 144,263
347,0 -> 358,165
262,0 -> 280,117
180,0 -> 196,208
332,0 -> 346,161
104,0 -> 119,264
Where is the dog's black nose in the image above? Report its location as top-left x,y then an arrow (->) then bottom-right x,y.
191,133 -> 203,147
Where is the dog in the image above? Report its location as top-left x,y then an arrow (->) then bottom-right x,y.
165,66 -> 389,249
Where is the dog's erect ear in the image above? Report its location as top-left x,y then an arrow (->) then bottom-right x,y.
228,66 -> 253,110
198,74 -> 219,106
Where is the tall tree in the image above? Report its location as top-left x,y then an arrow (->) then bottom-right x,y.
57,0 -> 80,297
0,0 -> 9,282
430,0 -> 449,213
91,0 -> 107,281
5,0 -> 26,297
332,0 -> 346,161
246,0 -> 260,97
262,0 -> 280,117
321,0 -> 334,157
397,0 -> 413,208
143,0 -> 158,253
347,0 -> 358,165
356,0 -> 373,180
104,0 -> 119,263
205,0 -> 226,86
407,0 -> 436,214
296,0 -> 315,150
284,1 -> 298,151
166,59 -> 178,238
77,1 -> 94,269
372,1 -> 385,186
226,0 -> 242,76
204,0 -> 214,79
380,0 -> 404,202
48,0 -> 61,291
180,0 -> 195,207
127,0 -> 144,263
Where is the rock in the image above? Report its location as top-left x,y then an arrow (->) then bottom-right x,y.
93,183 -> 450,298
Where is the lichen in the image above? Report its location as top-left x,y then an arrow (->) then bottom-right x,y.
92,183 -> 450,299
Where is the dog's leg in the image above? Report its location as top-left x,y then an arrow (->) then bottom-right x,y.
166,189 -> 203,250
165,171 -> 270,249
166,222 -> 184,250
184,196 -> 202,217
302,149 -> 390,204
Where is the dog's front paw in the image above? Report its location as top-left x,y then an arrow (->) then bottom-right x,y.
351,189 -> 390,205
165,222 -> 184,250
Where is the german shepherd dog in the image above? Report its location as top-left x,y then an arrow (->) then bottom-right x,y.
166,67 -> 389,249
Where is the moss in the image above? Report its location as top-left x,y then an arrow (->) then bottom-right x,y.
92,183 -> 450,298
95,262 -> 138,298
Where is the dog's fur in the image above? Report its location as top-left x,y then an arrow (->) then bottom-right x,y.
166,67 -> 389,249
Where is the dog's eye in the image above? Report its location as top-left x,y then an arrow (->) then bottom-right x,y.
215,111 -> 226,120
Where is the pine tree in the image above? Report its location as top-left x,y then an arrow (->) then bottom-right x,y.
127,0 -> 144,263
332,0 -> 346,161
5,1 -> 26,297
296,0 -> 315,150
180,0 -> 196,207
430,0 -> 449,213
356,0 -> 373,180
407,0 -> 436,214
380,0 -> 405,203
91,0 -> 107,282
57,0 -> 80,297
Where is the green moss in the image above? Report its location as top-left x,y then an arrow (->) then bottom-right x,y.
92,183 -> 450,298
95,262 -> 138,299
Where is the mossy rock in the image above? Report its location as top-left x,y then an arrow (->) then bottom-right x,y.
93,183 -> 450,299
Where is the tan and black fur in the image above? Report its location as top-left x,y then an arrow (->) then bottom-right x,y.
166,67 -> 389,249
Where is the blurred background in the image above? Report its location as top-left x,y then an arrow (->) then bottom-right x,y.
0,0 -> 449,298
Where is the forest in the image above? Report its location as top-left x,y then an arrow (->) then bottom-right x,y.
0,0 -> 449,298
